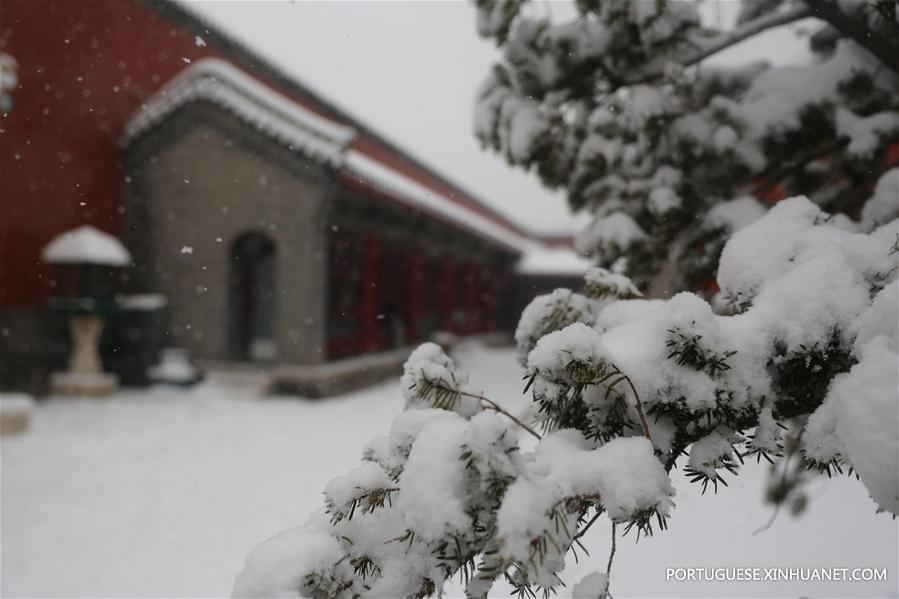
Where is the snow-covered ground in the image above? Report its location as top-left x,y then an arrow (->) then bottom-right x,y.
2,344 -> 896,598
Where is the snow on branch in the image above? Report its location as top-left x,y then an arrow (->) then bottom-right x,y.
801,0 -> 899,76
236,189 -> 897,598
625,3 -> 815,85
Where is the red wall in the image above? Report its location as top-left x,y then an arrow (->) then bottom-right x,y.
0,0 -> 233,306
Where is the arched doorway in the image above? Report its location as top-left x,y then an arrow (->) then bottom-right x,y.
228,232 -> 277,361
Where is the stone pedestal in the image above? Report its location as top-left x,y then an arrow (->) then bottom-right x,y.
50,314 -> 119,396
0,410 -> 30,435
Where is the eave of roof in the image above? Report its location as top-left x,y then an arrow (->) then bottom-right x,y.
341,151 -> 530,253
120,58 -> 355,166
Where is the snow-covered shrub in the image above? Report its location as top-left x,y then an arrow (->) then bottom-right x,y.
235,196 -> 897,598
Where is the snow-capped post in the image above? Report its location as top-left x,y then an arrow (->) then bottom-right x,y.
42,225 -> 131,396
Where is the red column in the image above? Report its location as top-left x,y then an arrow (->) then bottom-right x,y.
360,233 -> 380,353
466,261 -> 480,334
407,245 -> 424,345
484,266 -> 499,331
439,255 -> 456,331
888,142 -> 899,166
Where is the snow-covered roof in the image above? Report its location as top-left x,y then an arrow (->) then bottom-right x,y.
342,150 -> 531,252
121,59 -> 540,253
42,225 -> 132,266
121,58 -> 356,165
516,244 -> 593,276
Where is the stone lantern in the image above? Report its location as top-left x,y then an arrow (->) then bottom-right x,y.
41,225 -> 131,396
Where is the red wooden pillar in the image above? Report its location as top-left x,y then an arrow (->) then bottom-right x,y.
407,245 -> 424,345
484,266 -> 499,331
360,233 -> 380,353
466,261 -> 480,334
439,255 -> 456,331
887,142 -> 899,166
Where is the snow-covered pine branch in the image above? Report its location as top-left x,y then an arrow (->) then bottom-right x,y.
234,189 -> 898,598
235,342 -> 673,599
231,3 -> 898,596
473,0 -> 899,288
803,0 -> 899,76
623,3 -> 815,85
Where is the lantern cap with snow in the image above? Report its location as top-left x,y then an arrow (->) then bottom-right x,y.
42,225 -> 131,313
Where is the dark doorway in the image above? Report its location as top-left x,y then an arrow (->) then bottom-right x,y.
228,232 -> 277,361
